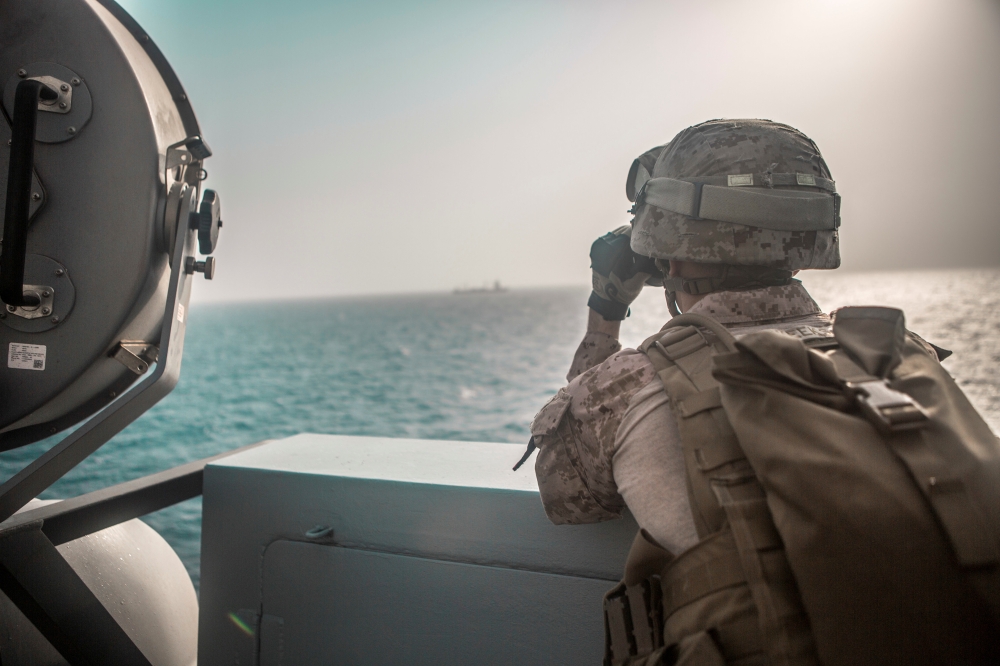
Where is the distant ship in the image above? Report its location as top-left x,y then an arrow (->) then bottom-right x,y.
453,280 -> 508,294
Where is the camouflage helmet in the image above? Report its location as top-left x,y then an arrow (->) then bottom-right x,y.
627,119 -> 840,271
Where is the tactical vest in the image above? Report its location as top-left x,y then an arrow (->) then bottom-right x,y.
602,308 -> 1000,666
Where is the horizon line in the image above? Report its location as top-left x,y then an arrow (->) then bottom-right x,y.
188,264 -> 1000,308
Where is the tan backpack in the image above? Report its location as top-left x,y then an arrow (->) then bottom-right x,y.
603,307 -> 1000,666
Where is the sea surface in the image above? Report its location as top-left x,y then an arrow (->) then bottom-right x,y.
1,268 -> 997,589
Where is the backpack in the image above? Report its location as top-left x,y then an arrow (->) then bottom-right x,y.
603,307 -> 1000,666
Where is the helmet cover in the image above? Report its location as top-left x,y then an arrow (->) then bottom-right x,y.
629,119 -> 840,270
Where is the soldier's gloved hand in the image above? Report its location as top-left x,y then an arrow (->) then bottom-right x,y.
587,226 -> 662,320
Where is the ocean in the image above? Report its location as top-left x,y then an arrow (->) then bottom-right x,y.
1,267 -> 997,589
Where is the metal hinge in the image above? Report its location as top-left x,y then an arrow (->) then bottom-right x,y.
110,341 -> 159,376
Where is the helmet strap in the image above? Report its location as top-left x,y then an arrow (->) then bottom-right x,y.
666,291 -> 681,317
662,265 -> 795,298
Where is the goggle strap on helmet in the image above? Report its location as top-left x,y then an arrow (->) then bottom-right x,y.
633,171 -> 836,199
637,173 -> 840,232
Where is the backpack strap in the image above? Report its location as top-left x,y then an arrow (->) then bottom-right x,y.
638,314 -> 742,537
638,313 -> 819,666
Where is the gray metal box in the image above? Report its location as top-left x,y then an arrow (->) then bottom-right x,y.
198,434 -> 637,665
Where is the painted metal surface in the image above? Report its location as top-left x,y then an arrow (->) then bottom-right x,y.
259,540 -> 609,665
0,0 -> 205,445
200,434 -> 638,664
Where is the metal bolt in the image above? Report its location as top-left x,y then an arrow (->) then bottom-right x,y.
50,315 -> 59,324
60,83 -> 69,92
41,289 -> 51,298
71,78 -> 80,86
58,102 -> 67,109
55,268 -> 65,277
17,69 -> 26,78
67,126 -> 76,135
928,476 -> 937,487
6,305 -> 15,313
109,391 -> 117,398
40,306 -> 51,315
31,193 -> 41,201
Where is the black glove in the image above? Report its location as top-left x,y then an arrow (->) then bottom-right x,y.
587,226 -> 662,320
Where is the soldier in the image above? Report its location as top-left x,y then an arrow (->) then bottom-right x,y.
530,119 -> 848,540
524,119 -> 997,665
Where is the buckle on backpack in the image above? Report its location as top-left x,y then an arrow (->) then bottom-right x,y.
850,380 -> 929,434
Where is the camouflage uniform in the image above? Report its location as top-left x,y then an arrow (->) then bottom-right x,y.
530,281 -> 942,554
531,119 -> 848,546
530,283 -> 831,547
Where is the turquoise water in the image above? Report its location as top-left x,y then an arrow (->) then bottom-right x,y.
1,268 -> 997,589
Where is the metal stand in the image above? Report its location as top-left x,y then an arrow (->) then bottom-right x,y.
0,441 -> 267,665
0,522 -> 152,665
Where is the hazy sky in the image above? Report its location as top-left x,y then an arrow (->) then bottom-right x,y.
117,0 -> 1000,303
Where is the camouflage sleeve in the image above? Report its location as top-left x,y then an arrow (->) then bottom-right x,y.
531,349 -> 657,525
567,331 -> 623,382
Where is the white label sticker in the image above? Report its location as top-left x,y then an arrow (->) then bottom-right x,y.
177,304 -> 185,323
8,343 -> 46,371
796,173 -> 817,186
728,174 -> 753,187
